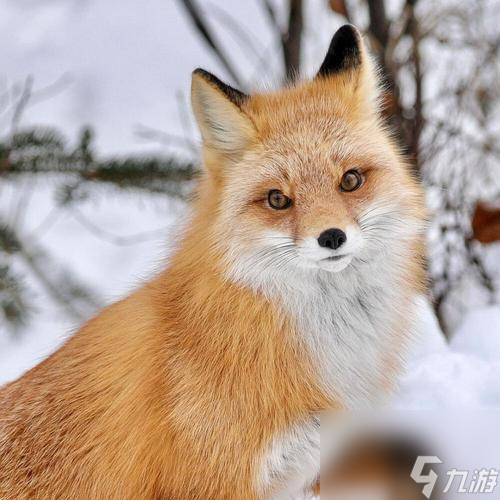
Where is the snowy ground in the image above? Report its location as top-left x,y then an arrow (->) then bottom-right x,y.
1,0 -> 500,410
396,300 -> 500,409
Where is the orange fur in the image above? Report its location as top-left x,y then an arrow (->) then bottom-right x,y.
0,26 -> 426,499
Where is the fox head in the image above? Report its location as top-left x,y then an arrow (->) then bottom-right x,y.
190,25 -> 425,291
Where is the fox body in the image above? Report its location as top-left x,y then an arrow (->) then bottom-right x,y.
0,26 -> 426,499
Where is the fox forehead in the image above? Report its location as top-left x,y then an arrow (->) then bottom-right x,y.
244,75 -> 366,125
243,76 -> 374,133
236,86 -> 397,181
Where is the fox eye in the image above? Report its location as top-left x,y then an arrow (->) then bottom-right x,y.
340,170 -> 363,192
268,190 -> 292,210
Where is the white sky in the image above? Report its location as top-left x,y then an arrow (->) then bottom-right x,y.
0,0 -> 340,155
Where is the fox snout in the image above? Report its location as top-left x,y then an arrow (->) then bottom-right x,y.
318,228 -> 347,250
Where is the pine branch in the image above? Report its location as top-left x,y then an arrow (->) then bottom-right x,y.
16,238 -> 101,321
0,221 -> 102,332
1,127 -> 197,199
1,126 -> 196,333
0,264 -> 30,332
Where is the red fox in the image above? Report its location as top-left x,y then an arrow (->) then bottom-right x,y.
0,25 -> 426,499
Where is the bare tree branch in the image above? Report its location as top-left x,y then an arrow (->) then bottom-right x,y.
10,76 -> 33,136
176,0 -> 243,86
407,0 -> 424,169
71,208 -> 171,247
207,2 -> 265,61
260,0 -> 281,32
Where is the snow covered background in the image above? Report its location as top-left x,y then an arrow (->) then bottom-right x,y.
1,0 -> 499,409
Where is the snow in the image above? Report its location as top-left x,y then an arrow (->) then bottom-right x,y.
452,306 -> 500,362
394,301 -> 500,409
1,0 -> 499,413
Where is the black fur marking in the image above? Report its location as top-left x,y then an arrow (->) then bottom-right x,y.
193,68 -> 248,108
316,25 -> 362,78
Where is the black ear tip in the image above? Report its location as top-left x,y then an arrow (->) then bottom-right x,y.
334,24 -> 361,44
317,24 -> 363,78
192,68 -> 211,79
191,68 -> 249,107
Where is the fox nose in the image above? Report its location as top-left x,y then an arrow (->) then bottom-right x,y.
318,228 -> 347,250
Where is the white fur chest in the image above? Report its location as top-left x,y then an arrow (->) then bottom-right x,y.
255,256 -> 417,498
276,257 -> 412,408
227,236 -> 419,497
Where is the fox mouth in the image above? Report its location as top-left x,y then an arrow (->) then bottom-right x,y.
323,254 -> 350,262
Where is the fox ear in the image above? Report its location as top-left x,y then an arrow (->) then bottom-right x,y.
191,69 -> 256,154
316,24 -> 362,78
316,25 -> 379,111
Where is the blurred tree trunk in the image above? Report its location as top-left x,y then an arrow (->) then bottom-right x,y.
282,0 -> 303,80
260,0 -> 304,80
179,0 -> 304,84
329,0 -> 423,175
